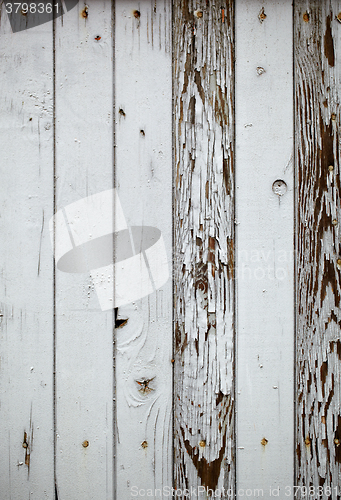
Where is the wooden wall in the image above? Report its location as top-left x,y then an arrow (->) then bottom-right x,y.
0,1 -> 341,499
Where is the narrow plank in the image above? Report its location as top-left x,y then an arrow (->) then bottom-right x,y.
295,1 -> 341,495
0,7 -> 54,499
53,2 -> 114,498
173,1 -> 235,496
114,1 -> 173,496
235,0 -> 294,496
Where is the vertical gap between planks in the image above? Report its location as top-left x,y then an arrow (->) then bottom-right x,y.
293,0 -> 297,492
112,0 -> 117,498
52,6 -> 57,499
232,2 -> 237,497
171,0 -> 175,493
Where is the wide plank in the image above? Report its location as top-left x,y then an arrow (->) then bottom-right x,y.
114,1 -> 173,497
53,2 -> 114,498
0,6 -> 54,498
295,1 -> 341,495
235,0 -> 294,496
173,1 -> 235,496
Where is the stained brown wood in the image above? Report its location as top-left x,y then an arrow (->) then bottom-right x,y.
295,0 -> 341,492
173,1 -> 235,495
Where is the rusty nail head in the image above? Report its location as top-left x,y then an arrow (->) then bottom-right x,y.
305,436 -> 311,445
331,113 -> 337,121
335,438 -> 340,445
199,440 -> 206,447
81,7 -> 88,18
261,437 -> 268,446
196,10 -> 203,18
337,12 -> 341,23
259,7 -> 267,22
82,440 -> 89,448
337,258 -> 341,267
133,10 -> 140,18
333,219 -> 338,225
329,165 -> 334,171
22,442 -> 28,448
303,12 -> 309,22
141,441 -> 148,449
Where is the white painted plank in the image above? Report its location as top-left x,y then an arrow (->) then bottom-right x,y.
53,2 -> 114,498
235,0 -> 294,496
0,6 -> 54,499
114,1 -> 173,496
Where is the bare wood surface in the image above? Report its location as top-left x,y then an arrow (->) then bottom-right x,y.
173,2 -> 235,496
295,1 -> 341,494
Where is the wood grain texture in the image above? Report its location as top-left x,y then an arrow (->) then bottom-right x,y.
0,5 -> 54,498
295,1 -> 341,494
173,2 -> 235,496
114,1 -> 173,496
54,2 -> 114,498
235,0 -> 294,495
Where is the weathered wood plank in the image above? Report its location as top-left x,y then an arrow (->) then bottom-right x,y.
53,2 -> 114,498
0,6 -> 54,498
235,0 -> 294,495
295,1 -> 341,495
173,2 -> 235,496
114,1 -> 173,496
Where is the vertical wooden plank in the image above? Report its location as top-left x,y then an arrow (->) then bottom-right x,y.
53,2 -> 114,498
114,1 -> 173,496
295,1 -> 341,495
235,0 -> 294,496
174,2 -> 235,497
0,6 -> 54,499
